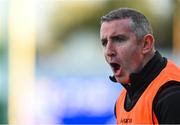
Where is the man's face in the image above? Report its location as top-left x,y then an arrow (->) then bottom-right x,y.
100,19 -> 144,84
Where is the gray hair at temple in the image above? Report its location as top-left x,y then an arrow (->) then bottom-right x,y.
101,8 -> 153,40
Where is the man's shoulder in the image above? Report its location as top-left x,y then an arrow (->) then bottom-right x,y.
153,81 -> 180,123
155,80 -> 180,100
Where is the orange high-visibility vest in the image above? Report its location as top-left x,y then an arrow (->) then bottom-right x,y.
116,60 -> 180,124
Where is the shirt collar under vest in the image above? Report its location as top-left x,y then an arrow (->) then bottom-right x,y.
117,51 -> 167,98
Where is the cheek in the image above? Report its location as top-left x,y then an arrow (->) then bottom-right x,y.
121,46 -> 141,67
105,56 -> 108,63
102,48 -> 106,56
128,48 -> 142,68
118,46 -> 133,60
103,52 -> 108,62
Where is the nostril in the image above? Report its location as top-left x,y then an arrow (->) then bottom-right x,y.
106,48 -> 116,57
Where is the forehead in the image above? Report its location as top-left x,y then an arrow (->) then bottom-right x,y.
100,19 -> 133,38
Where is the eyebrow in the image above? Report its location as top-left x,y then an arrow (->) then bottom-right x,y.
110,34 -> 128,40
100,34 -> 128,43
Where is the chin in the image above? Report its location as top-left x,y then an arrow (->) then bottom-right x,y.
116,77 -> 130,84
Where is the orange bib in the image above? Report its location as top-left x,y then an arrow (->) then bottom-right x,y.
116,60 -> 180,124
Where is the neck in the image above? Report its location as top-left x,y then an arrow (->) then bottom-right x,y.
135,50 -> 155,74
143,50 -> 155,68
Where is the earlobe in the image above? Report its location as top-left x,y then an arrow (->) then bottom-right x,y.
142,34 -> 154,54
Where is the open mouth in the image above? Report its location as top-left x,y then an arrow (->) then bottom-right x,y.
110,63 -> 121,73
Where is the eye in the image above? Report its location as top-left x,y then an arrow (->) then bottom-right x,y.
101,39 -> 107,46
114,37 -> 124,42
112,36 -> 127,43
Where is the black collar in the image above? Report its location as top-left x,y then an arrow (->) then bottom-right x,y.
110,51 -> 167,111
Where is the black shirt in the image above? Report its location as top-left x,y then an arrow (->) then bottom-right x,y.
112,51 -> 180,124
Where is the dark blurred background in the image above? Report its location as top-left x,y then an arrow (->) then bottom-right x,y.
0,0 -> 180,124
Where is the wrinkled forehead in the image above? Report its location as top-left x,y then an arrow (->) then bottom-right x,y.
100,18 -> 133,38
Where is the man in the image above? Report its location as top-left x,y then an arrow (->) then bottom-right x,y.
100,8 -> 180,124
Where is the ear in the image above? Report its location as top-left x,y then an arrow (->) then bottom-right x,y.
142,34 -> 154,54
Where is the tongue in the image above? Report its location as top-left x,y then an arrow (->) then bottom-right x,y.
114,67 -> 122,76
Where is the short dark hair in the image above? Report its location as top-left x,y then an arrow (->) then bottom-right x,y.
101,8 -> 153,40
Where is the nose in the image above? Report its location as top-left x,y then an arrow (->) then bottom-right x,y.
104,42 -> 116,58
